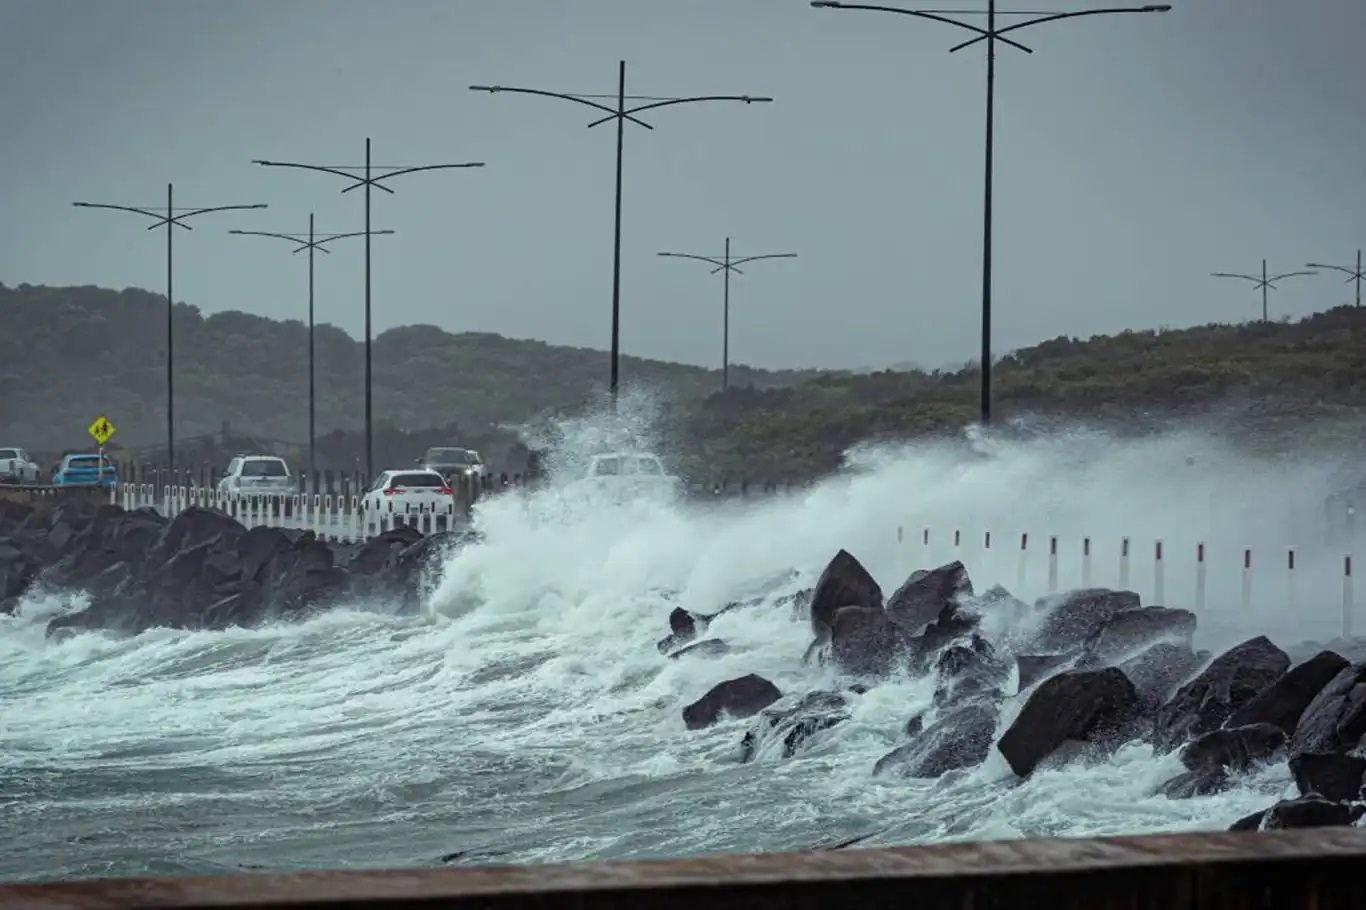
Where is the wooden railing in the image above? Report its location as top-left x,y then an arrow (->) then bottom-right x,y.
1,828 -> 1363,908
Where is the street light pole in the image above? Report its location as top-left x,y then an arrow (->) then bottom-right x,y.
1305,249 -> 1365,309
1212,259 -> 1318,323
470,62 -> 774,403
74,185 -> 267,470
252,140 -> 484,481
228,216 -> 396,480
809,1 -> 1171,426
657,238 -> 797,390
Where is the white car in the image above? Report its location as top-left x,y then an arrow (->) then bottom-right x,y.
360,469 -> 455,514
0,447 -> 40,484
218,454 -> 295,498
570,452 -> 683,504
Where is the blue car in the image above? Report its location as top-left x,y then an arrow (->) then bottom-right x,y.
53,453 -> 119,488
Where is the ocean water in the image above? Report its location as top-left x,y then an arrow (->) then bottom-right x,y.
1,404 -> 1358,884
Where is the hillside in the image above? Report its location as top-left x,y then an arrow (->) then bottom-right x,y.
675,306 -> 1366,480
0,283 -> 825,464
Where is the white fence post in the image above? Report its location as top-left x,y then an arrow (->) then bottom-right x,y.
1344,555 -> 1354,640
1241,548 -> 1253,612
1047,535 -> 1059,594
1153,539 -> 1165,605
1081,536 -> 1092,589
1119,536 -> 1131,589
1286,546 -> 1297,614
1195,542 -> 1207,611
1016,532 -> 1029,593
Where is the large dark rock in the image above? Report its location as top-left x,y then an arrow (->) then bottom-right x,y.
1029,588 -> 1140,653
1289,662 -> 1366,757
933,633 -> 1010,708
1262,795 -> 1364,829
885,561 -> 972,634
682,674 -> 783,731
1153,636 -> 1290,752
873,700 -> 998,779
996,667 -> 1139,777
657,606 -> 709,654
1015,654 -> 1073,693
808,550 -> 882,634
829,606 -> 910,677
1089,607 -> 1197,661
1288,752 -> 1366,803
1224,650 -> 1349,737
739,691 -> 851,762
1118,642 -> 1209,713
1161,723 -> 1286,799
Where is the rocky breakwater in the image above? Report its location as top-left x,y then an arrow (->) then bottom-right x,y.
661,547 -> 1366,834
0,500 -> 464,635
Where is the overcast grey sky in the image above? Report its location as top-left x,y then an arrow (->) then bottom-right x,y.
2,0 -> 1363,373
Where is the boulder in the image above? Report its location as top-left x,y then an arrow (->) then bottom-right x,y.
1224,650 -> 1349,737
885,561 -> 972,634
668,638 -> 731,660
1288,752 -> 1366,803
829,606 -> 909,677
1289,662 -> 1366,757
682,674 -> 783,730
872,700 -> 998,779
808,550 -> 882,634
1160,723 -> 1286,798
1088,607 -> 1197,661
1228,810 -> 1266,831
739,691 -> 850,762
1118,643 -> 1209,713
657,607 -> 709,654
996,667 -> 1140,777
1262,795 -> 1364,830
907,599 -> 983,671
1015,654 -> 1073,693
933,633 -> 1010,708
1153,636 -> 1290,752
1029,588 -> 1140,653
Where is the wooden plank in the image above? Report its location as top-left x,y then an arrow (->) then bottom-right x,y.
2,828 -> 1365,909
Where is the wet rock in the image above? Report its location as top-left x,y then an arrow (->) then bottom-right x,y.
739,691 -> 850,762
933,633 -> 1010,707
830,606 -> 910,677
1228,809 -> 1267,831
1015,654 -> 1073,693
1262,795 -> 1363,830
885,561 -> 972,634
873,700 -> 998,779
907,599 -> 983,671
996,667 -> 1140,777
1180,723 -> 1287,777
1224,650 -> 1349,737
370,530 -> 463,615
668,638 -> 731,660
1158,770 -> 1229,800
1089,607 -> 1197,661
1119,643 -> 1209,713
1153,636 -> 1290,752
682,674 -> 782,731
1029,588 -> 1140,653
657,606 -> 710,654
808,549 -> 882,634
905,713 -> 925,737
1288,752 -> 1366,803
1289,662 -> 1366,757
346,525 -> 424,575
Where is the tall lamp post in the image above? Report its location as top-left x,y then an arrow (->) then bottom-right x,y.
73,184 -> 267,470
251,139 -> 484,480
1211,259 -> 1317,323
229,214 -> 395,480
470,62 -> 773,402
1305,249 -> 1364,309
809,1 -> 1171,426
657,237 -> 797,390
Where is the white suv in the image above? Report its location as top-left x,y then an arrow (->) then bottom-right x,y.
217,454 -> 295,497
0,448 -> 39,484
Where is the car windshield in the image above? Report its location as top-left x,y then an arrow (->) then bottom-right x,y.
389,472 -> 445,489
427,448 -> 479,465
241,459 -> 287,478
622,456 -> 663,475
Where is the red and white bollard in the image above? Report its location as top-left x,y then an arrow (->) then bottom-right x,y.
1153,539 -> 1165,605
1343,555 -> 1354,640
1119,536 -> 1131,589
1241,548 -> 1253,612
1081,536 -> 1092,589
1048,535 -> 1059,594
1017,532 -> 1030,593
1195,542 -> 1207,611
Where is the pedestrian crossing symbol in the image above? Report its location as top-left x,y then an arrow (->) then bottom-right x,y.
88,415 -> 116,446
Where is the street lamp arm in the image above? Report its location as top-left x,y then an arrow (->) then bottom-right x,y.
586,95 -> 773,129
252,160 -> 396,194
72,201 -> 193,230
810,3 -> 1035,54
1211,272 -> 1262,284
1306,262 -> 1364,279
728,253 -> 799,268
1266,270 -> 1317,284
341,162 -> 485,194
469,85 -> 655,129
947,5 -> 1171,54
658,251 -> 731,269
162,203 -> 268,230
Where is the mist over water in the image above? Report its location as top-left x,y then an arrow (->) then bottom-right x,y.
1,396 -> 1359,883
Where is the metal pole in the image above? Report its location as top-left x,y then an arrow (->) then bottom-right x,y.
1358,249 -> 1362,309
610,61 -> 626,403
166,182 -> 175,470
1262,258 -> 1268,323
980,0 -> 996,425
308,212 -> 316,481
364,137 -> 373,481
723,236 -> 731,392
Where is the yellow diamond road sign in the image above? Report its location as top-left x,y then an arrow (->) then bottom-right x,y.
88,415 -> 116,446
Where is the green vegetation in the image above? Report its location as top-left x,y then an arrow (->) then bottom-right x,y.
6,281 -> 1366,484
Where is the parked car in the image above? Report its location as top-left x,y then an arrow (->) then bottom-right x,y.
217,454 -> 295,497
52,453 -> 119,488
417,447 -> 485,482
360,469 -> 454,513
567,452 -> 683,504
0,447 -> 40,484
